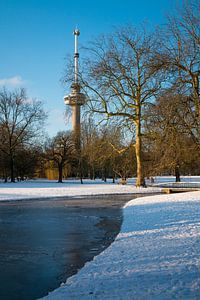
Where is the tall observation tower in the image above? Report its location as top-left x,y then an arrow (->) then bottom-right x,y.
64,29 -> 86,137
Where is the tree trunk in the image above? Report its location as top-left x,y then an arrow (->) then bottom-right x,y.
103,167 -> 107,182
135,107 -> 145,187
192,74 -> 200,118
78,157 -> 83,184
10,154 -> 15,183
92,166 -> 95,180
58,164 -> 63,183
175,165 -> 181,182
112,173 -> 115,183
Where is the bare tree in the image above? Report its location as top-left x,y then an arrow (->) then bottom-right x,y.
144,92 -> 200,181
0,88 -> 47,182
45,131 -> 75,183
81,120 -> 135,181
74,26 -> 162,186
81,119 -> 99,179
154,0 -> 200,118
14,145 -> 43,180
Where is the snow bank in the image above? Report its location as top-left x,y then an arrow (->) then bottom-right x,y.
40,191 -> 200,300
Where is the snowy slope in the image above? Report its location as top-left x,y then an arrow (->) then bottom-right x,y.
40,191 -> 200,300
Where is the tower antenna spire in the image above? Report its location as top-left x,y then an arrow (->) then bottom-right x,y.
73,28 -> 80,84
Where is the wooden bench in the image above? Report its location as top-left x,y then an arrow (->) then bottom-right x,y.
162,188 -> 199,194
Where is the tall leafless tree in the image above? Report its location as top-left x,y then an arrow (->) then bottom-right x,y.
75,26 -> 163,186
45,131 -> 75,183
144,92 -> 200,181
154,0 -> 200,119
0,88 -> 47,182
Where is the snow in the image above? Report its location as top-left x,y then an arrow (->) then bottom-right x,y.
0,179 -> 161,201
39,190 -> 200,300
1,177 -> 200,299
151,176 -> 200,188
0,176 -> 199,202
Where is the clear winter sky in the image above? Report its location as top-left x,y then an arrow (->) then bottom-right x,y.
0,0 -> 175,136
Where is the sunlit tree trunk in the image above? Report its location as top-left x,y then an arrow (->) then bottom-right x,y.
135,105 -> 145,187
192,74 -> 200,118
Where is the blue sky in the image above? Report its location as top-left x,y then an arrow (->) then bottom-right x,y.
0,0 -> 175,136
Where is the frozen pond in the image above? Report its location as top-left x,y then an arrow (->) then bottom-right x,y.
0,194 -> 134,300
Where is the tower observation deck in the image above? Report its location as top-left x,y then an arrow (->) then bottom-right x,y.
64,29 -> 86,133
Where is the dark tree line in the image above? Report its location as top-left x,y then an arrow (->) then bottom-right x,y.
42,123 -> 136,183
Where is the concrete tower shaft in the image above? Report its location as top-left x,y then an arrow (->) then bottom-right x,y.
64,29 -> 86,134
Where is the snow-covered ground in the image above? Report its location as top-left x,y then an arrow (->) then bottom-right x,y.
0,178 -> 161,201
0,176 -> 200,202
151,176 -> 200,188
40,190 -> 200,300
1,177 -> 200,299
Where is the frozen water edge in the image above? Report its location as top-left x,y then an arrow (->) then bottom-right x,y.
39,191 -> 200,300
